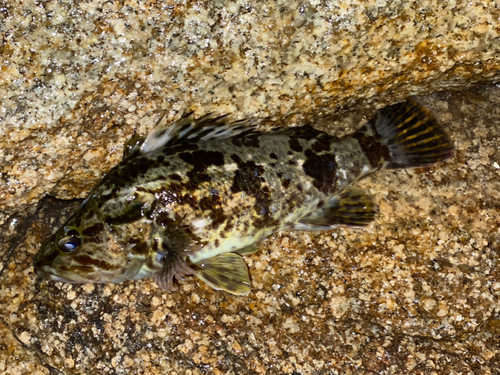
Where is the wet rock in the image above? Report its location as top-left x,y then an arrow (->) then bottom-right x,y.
1,85 -> 499,373
2,0 -> 500,222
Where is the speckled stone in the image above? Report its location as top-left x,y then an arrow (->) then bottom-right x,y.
1,84 -> 499,374
1,0 -> 500,224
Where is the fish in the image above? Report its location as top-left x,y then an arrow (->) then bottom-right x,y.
33,99 -> 454,295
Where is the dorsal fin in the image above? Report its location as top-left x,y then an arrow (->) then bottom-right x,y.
139,113 -> 260,155
122,131 -> 145,161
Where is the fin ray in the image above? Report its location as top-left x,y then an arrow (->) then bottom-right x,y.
296,189 -> 377,230
122,131 -> 145,161
234,244 -> 260,255
139,113 -> 261,155
154,252 -> 196,292
375,99 -> 454,169
194,253 -> 251,295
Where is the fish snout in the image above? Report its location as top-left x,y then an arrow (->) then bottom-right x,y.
33,237 -> 58,277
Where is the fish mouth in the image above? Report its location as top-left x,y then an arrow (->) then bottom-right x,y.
47,274 -> 79,283
34,264 -> 71,282
34,264 -> 95,283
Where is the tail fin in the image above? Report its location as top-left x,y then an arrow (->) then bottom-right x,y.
372,99 -> 454,170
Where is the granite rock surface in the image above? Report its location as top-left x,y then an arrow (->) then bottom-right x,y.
1,0 -> 500,223
1,84 -> 499,374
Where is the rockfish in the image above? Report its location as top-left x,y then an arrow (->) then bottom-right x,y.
33,100 -> 454,295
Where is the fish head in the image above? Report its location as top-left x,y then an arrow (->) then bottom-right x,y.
33,199 -> 147,284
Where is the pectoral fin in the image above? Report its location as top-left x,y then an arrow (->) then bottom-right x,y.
153,251 -> 196,292
234,244 -> 260,255
295,188 -> 377,231
194,253 -> 251,295
152,220 -> 202,292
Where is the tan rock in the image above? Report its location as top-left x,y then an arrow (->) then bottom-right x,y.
1,1 -> 500,373
1,0 -> 500,222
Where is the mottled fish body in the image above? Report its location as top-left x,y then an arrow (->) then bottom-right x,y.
34,100 -> 454,295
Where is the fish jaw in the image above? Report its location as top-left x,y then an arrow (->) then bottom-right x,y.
34,263 -> 98,284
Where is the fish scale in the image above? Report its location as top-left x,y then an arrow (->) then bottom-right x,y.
34,99 -> 454,295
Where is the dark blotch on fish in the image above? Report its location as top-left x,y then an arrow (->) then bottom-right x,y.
127,238 -> 149,256
74,254 -> 113,270
312,139 -> 331,153
169,174 -> 182,181
199,194 -> 226,229
230,159 -> 278,229
289,138 -> 303,152
179,150 -> 224,169
155,211 -> 172,228
177,150 -> 225,190
105,201 -> 144,226
352,121 -> 389,169
163,143 -> 199,156
82,223 -> 104,237
230,160 -> 265,195
302,149 -> 338,194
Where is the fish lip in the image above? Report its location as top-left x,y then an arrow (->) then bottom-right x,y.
47,274 -> 79,283
34,264 -> 94,283
33,264 -> 58,279
33,261 -> 47,277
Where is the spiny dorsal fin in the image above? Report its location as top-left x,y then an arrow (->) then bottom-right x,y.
139,113 -> 260,155
122,131 -> 145,161
194,253 -> 251,295
295,188 -> 377,231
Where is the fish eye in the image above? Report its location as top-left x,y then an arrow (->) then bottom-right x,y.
58,235 -> 81,252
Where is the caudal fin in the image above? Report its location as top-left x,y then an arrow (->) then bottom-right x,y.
372,99 -> 454,170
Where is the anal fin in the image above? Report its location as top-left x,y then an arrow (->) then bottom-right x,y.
295,189 -> 377,231
194,253 -> 251,295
